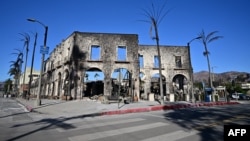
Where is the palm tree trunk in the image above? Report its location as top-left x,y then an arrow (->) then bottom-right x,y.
206,55 -> 212,88
204,44 -> 214,102
22,50 -> 28,96
153,20 -> 164,105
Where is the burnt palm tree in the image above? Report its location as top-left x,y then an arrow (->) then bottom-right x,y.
28,32 -> 38,98
139,1 -> 170,104
9,49 -> 23,95
196,30 -> 223,101
9,62 -> 20,94
94,73 -> 100,81
85,74 -> 89,81
19,33 -> 30,95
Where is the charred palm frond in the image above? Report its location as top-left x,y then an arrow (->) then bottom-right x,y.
196,29 -> 223,100
138,0 -> 170,104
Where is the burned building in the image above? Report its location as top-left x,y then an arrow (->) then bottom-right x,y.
138,45 -> 193,101
32,31 -> 193,102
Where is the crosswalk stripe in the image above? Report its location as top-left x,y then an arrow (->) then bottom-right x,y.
18,103 -> 29,112
57,118 -> 145,132
68,122 -> 169,141
141,130 -> 199,141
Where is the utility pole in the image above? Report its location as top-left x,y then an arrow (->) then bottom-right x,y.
27,18 -> 48,106
187,37 -> 201,103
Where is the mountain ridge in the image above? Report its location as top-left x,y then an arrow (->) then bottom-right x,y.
193,71 -> 250,83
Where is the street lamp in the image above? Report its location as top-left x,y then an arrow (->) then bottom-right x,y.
27,18 -> 48,106
187,37 -> 201,103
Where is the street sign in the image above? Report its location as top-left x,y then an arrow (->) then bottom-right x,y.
40,46 -> 49,54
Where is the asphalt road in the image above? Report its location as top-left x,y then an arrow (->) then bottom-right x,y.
0,98 -> 250,141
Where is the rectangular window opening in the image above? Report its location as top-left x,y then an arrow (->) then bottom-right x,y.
154,55 -> 159,68
139,54 -> 144,68
175,56 -> 182,68
117,46 -> 127,61
91,45 -> 101,60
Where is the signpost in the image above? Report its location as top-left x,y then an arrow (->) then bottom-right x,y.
40,46 -> 49,54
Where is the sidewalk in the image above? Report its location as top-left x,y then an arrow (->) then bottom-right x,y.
16,97 -> 240,118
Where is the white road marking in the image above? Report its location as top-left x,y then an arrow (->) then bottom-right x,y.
57,118 -> 145,132
141,130 -> 199,141
68,122 -> 169,141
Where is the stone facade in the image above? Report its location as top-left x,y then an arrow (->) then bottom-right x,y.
138,45 -> 193,101
32,31 -> 193,101
19,67 -> 40,96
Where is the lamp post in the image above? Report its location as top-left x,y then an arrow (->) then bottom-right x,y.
187,37 -> 201,103
27,18 -> 48,106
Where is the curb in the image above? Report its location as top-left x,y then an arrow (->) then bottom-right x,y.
25,105 -> 33,112
100,101 -> 239,116
16,99 -> 33,112
19,100 -> 239,116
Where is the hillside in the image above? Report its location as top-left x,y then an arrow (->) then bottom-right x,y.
193,71 -> 250,83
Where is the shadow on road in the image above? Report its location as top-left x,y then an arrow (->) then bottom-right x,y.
7,111 -> 102,141
0,112 -> 29,119
18,99 -> 68,110
6,100 -> 250,141
163,104 -> 250,141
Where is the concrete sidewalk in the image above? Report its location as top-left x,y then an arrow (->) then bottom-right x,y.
16,97 -> 239,118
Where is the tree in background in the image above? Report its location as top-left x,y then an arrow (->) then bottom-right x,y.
196,30 -> 223,102
9,49 -> 23,96
94,73 -> 100,81
4,79 -> 12,94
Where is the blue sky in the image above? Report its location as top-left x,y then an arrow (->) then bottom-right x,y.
1,0 -> 250,82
